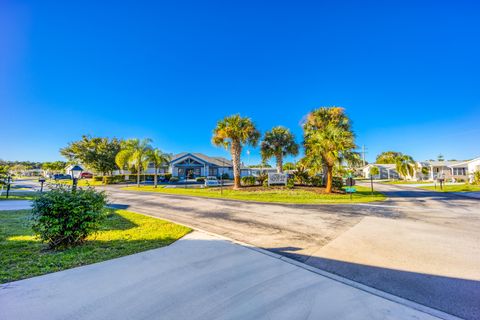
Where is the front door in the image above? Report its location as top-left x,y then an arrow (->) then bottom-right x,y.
186,168 -> 195,179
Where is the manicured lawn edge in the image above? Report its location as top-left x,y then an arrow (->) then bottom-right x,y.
120,185 -> 386,204
0,209 -> 191,284
418,184 -> 480,192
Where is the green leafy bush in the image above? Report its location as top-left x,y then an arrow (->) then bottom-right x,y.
196,177 -> 206,183
31,185 -> 107,248
93,176 -> 103,182
309,175 -> 324,187
163,173 -> 172,181
169,176 -> 179,183
256,171 -> 268,184
286,178 -> 295,189
241,176 -> 256,186
332,177 -> 344,190
219,173 -> 230,180
262,179 -> 269,188
102,176 -> 114,184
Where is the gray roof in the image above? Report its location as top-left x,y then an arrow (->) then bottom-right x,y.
171,153 -> 233,167
423,160 -> 465,167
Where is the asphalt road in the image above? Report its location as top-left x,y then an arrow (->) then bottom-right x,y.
104,183 -> 480,320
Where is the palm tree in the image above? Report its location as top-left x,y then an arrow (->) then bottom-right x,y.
145,148 -> 171,188
212,114 -> 260,189
260,126 -> 299,173
395,155 -> 416,180
303,107 -> 356,193
115,138 -> 153,187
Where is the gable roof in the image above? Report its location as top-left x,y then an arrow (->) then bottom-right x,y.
171,153 -> 233,167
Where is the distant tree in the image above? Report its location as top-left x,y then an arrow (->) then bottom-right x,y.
42,161 -> 67,174
395,155 -> 417,179
212,114 -> 260,189
145,148 -> 171,188
248,164 -> 272,168
375,151 -> 403,164
437,154 -> 445,161
115,139 -> 153,187
282,162 -> 296,171
303,107 -> 356,193
369,166 -> 380,178
60,136 -> 122,175
260,126 -> 299,173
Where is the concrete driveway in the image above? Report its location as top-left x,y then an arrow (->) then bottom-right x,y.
0,231 -> 443,320
104,184 -> 480,320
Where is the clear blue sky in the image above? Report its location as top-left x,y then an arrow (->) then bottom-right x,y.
1,0 -> 479,164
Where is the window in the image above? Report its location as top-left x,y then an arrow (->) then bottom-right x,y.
209,167 -> 218,176
453,168 -> 466,175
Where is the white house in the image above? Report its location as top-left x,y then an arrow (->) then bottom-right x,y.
448,157 -> 480,183
362,164 -> 400,180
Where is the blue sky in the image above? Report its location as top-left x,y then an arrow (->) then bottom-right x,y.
1,0 -> 479,164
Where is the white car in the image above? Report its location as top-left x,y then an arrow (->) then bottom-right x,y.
204,176 -> 221,187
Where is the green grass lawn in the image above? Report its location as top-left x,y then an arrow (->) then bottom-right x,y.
0,191 -> 36,201
0,209 -> 191,284
419,184 -> 480,192
381,180 -> 432,185
121,185 -> 386,204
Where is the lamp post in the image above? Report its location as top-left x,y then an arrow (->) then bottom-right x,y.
70,165 -> 83,192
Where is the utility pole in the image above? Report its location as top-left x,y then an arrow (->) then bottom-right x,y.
362,145 -> 367,166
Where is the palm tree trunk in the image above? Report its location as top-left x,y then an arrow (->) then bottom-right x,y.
137,166 -> 140,187
325,165 -> 333,193
231,142 -> 242,189
154,167 -> 158,188
276,155 -> 283,173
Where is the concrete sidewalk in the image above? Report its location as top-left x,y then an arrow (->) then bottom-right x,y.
0,200 -> 31,210
0,231 -> 444,320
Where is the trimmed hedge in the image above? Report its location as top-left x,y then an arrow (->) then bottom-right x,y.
241,176 -> 256,186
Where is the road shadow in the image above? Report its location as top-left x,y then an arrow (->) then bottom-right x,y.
268,246 -> 480,320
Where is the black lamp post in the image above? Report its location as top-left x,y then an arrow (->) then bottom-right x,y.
70,165 -> 83,191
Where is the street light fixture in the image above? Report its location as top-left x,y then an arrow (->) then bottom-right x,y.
70,165 -> 83,191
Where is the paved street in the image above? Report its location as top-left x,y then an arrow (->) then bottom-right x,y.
104,183 -> 480,320
0,231 -> 442,320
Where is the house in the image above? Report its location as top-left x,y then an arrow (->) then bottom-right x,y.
416,160 -> 467,181
362,164 -> 400,180
448,157 -> 480,183
141,152 -> 250,179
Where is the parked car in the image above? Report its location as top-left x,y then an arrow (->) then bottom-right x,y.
205,176 -> 221,187
80,172 -> 93,179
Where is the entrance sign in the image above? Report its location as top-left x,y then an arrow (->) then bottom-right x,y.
268,173 -> 287,186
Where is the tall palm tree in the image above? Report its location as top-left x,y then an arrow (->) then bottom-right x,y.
303,107 -> 356,193
395,154 -> 416,180
212,114 -> 260,189
115,138 -> 153,187
145,148 -> 171,188
260,126 -> 299,173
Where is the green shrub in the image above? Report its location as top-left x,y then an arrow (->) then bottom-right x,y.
93,176 -> 103,182
262,179 -> 269,188
286,178 -> 295,189
102,176 -> 115,184
219,173 -> 230,180
332,176 -> 344,190
31,185 -> 107,248
241,176 -> 256,186
196,177 -> 206,183
164,173 -> 172,181
309,175 -> 324,187
473,171 -> 480,185
169,176 -> 179,183
256,172 -> 268,184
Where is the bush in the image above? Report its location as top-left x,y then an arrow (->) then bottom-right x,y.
164,173 -> 172,181
309,175 -> 324,187
102,176 -> 114,184
93,176 -> 103,182
286,178 -> 295,189
262,179 -> 269,188
31,185 -> 107,248
473,171 -> 480,185
256,171 -> 268,184
220,173 -> 230,180
196,177 -> 206,183
332,176 -> 343,190
241,176 -> 256,186
169,176 -> 179,183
